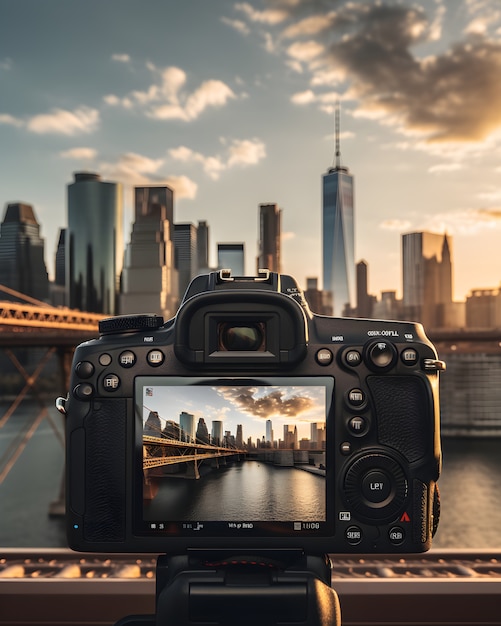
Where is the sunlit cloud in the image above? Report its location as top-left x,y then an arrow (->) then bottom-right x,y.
105,64 -> 236,122
99,152 -> 165,184
380,219 -> 413,232
164,175 -> 198,199
0,113 -> 23,127
234,2 -> 288,25
226,137 -> 266,166
26,106 -> 100,135
286,40 -> 324,63
59,147 -> 97,160
221,16 -> 250,35
169,137 -> 266,179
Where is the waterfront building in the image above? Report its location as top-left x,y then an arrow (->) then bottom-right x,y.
217,243 -> 245,276
402,231 -> 453,328
322,107 -> 355,317
0,203 -> 49,302
283,424 -> 298,449
179,411 -> 196,443
236,424 -> 243,448
120,186 -> 178,319
196,418 -> 210,444
265,419 -> 274,446
174,223 -> 198,298
211,420 -> 223,447
257,203 -> 281,273
66,172 -> 123,314
465,287 -> 501,328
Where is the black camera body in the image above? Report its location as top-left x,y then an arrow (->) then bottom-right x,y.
63,270 -> 443,555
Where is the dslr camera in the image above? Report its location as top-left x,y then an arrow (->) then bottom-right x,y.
60,270 -> 443,555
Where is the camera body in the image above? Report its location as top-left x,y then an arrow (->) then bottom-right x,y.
63,270 -> 443,554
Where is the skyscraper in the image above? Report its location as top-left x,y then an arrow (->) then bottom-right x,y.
402,231 -> 453,328
196,220 -> 210,272
322,106 -> 355,317
257,203 -> 281,273
66,172 -> 123,314
0,203 -> 49,301
174,223 -> 198,298
218,243 -> 245,276
120,186 -> 178,318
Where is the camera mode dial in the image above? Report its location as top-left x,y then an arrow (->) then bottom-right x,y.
99,314 -> 164,336
365,340 -> 397,371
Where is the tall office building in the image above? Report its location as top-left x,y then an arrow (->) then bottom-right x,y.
120,186 -> 178,318
0,203 -> 49,301
212,420 -> 223,446
402,231 -> 453,328
218,243 -> 245,276
66,172 -> 123,314
322,105 -> 355,316
265,420 -> 274,445
174,223 -> 198,298
179,411 -> 196,443
257,203 -> 281,273
356,260 -> 374,318
196,220 -> 210,272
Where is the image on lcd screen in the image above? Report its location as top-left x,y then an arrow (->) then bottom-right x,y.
136,379 -> 331,535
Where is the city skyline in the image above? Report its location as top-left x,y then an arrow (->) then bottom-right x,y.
1,1 -> 501,301
141,384 -> 327,444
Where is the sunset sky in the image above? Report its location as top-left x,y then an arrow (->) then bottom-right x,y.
1,0 -> 501,302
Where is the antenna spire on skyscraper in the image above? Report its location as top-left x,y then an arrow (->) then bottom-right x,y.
335,100 -> 341,170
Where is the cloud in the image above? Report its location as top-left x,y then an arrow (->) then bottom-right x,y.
59,147 -> 97,160
111,53 -> 130,63
0,57 -> 12,70
0,113 -> 23,127
234,2 -> 288,25
164,175 -> 198,199
221,16 -> 250,35
218,387 -> 319,419
227,138 -> 266,166
169,138 -> 266,179
26,106 -> 99,135
380,219 -> 413,232
252,1 -> 501,145
105,64 -> 236,122
99,152 -> 165,184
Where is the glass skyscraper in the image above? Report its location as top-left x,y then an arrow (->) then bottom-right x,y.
322,165 -> 355,316
0,203 -> 49,302
217,243 -> 245,276
66,172 -> 123,314
257,203 -> 281,273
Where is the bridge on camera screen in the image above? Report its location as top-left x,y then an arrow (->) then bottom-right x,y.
143,435 -> 246,471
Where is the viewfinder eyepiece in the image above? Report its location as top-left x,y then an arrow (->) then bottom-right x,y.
218,322 -> 266,352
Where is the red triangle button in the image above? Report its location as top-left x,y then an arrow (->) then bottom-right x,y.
400,512 -> 411,523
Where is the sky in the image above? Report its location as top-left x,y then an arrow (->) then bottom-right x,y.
1,0 -> 501,302
141,383 -> 326,443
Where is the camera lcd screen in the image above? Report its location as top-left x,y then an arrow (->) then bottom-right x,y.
134,376 -> 334,538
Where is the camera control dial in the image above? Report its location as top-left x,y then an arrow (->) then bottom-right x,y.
343,453 -> 408,522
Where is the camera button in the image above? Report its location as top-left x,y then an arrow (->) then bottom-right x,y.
345,526 -> 363,545
348,416 -> 367,435
147,349 -> 165,366
401,348 -> 418,366
361,470 -> 392,503
366,341 -> 397,369
389,526 -> 405,545
344,349 -> 362,367
119,351 -> 136,368
75,361 -> 94,379
316,348 -> 333,365
340,442 -> 352,455
73,383 -> 94,400
103,373 -> 120,391
99,353 -> 112,366
347,388 -> 365,407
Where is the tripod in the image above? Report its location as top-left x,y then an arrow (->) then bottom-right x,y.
115,550 -> 341,626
